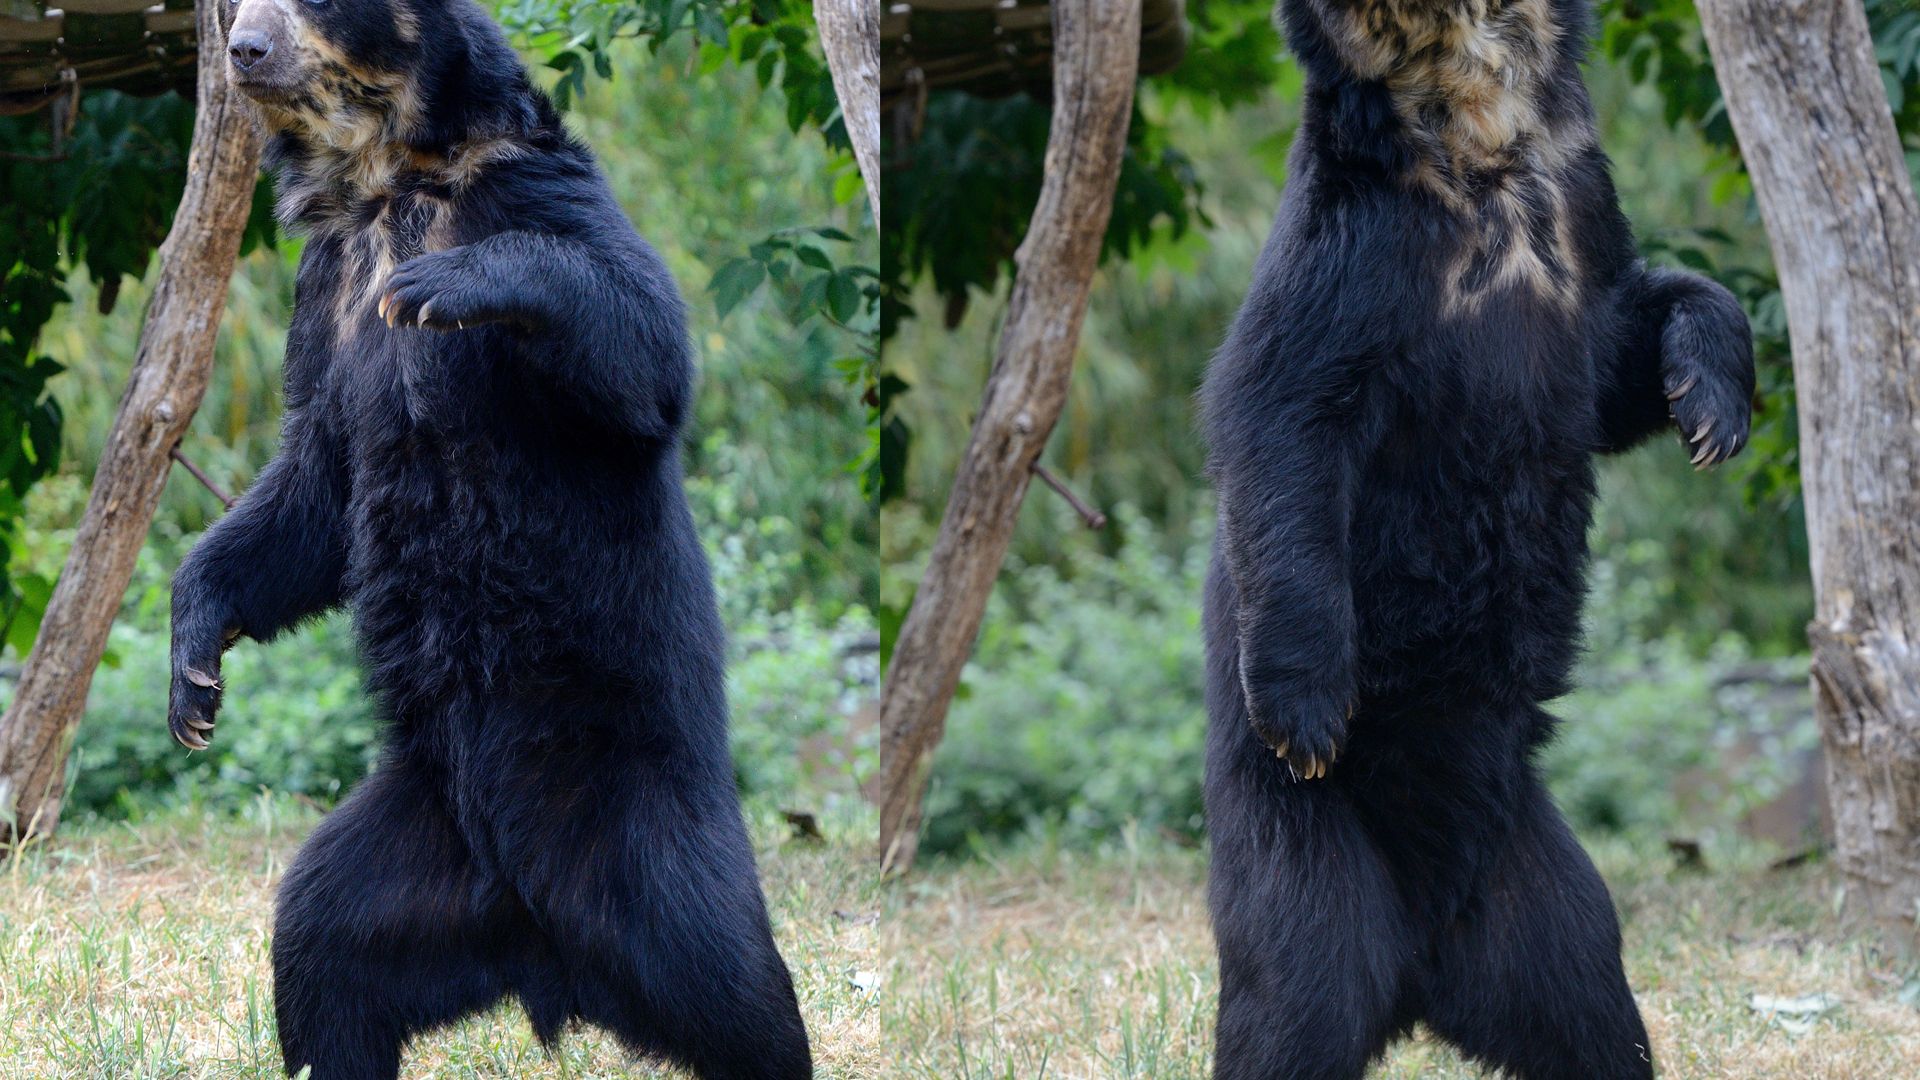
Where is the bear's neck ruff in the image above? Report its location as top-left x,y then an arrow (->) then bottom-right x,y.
265,89 -> 532,334
264,75 -> 530,237
1309,0 -> 1593,314
1314,0 -> 1588,193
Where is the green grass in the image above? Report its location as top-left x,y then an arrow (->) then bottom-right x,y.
878,834 -> 1920,1079
0,798 -> 880,1078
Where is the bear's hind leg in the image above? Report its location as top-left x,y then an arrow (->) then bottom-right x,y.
1419,777 -> 1653,1080
273,759 -> 520,1080
494,754 -> 811,1080
1208,780 -> 1417,1080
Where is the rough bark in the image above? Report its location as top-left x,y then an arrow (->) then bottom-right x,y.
1697,0 -> 1920,954
814,0 -> 880,223
876,0 -> 1139,875
0,0 -> 261,846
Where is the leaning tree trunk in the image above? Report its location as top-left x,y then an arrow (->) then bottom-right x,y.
0,0 -> 261,846
815,0 -> 880,223
1697,0 -> 1920,955
876,0 -> 1140,875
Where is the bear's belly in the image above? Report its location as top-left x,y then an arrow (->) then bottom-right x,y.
1348,438 -> 1595,707
338,440 -> 651,709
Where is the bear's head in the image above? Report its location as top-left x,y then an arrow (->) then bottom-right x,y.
219,0 -> 546,212
220,0 -> 428,141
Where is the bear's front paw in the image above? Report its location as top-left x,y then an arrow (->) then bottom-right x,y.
379,248 -> 511,332
167,651 -> 225,751
1661,290 -> 1754,470
1246,685 -> 1350,781
1664,365 -> 1750,470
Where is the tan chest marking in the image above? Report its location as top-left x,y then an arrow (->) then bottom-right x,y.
318,140 -> 527,331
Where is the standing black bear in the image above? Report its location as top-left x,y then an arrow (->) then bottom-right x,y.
1201,1 -> 1753,1077
169,0 -> 812,1077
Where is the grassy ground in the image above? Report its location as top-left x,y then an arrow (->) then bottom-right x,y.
9,808 -> 1917,1078
0,798 -> 880,1079
879,833 -> 1920,1079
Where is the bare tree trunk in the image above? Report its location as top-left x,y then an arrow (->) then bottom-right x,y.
814,0 -> 880,223
0,0 -> 261,846
876,0 -> 1139,875
1697,0 -> 1920,955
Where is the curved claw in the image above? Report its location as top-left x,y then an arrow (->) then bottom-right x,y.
184,666 -> 221,690
1666,374 -> 1699,401
184,714 -> 214,732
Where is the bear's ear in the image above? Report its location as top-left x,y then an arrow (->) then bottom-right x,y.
404,2 -> 541,152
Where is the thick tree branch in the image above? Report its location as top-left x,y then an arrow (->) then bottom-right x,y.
1697,0 -> 1920,956
876,0 -> 1139,875
0,0 -> 262,846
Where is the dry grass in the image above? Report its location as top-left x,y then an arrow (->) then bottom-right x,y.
0,797 -> 880,1079
9,806 -> 1917,1079
877,833 -> 1920,1079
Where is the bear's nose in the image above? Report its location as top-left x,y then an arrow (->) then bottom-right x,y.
228,31 -> 273,72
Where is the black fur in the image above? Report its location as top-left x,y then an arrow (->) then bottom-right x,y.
171,1 -> 811,1076
1200,1 -> 1753,1076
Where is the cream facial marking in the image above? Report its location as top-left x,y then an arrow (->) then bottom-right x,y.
226,0 -> 526,331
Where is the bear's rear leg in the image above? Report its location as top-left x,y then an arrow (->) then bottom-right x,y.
1419,778 -> 1653,1079
1208,782 -> 1417,1080
494,758 -> 811,1080
273,760 -> 525,1080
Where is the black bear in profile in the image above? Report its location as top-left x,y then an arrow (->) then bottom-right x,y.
1201,0 -> 1752,1077
170,0 -> 812,1076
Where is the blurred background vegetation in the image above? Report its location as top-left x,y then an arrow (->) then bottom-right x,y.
882,0 -> 1855,858
0,3 -> 876,823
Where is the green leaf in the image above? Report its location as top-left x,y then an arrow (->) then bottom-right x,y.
708,258 -> 765,318
693,4 -> 728,47
825,269 -> 862,323
831,168 -> 863,206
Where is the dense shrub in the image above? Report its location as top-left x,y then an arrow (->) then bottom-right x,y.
921,508 -> 1209,856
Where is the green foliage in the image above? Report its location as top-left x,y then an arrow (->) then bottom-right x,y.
920,508 -> 1207,856
880,96 -> 1203,344
499,0 -> 845,150
1545,572 -> 1817,838
879,0 -> 1284,341
707,225 -> 882,497
0,91 -> 272,640
711,227 -> 872,326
